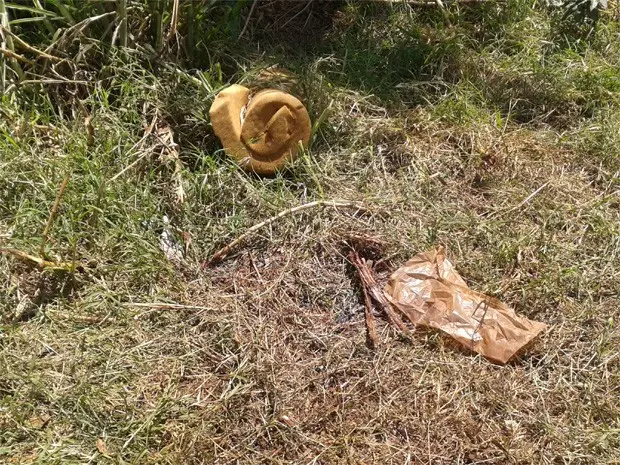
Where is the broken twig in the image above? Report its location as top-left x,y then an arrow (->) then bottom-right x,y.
349,251 -> 413,340
207,199 -> 368,265
349,251 -> 379,348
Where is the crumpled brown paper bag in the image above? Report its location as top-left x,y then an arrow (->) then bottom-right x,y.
384,248 -> 546,364
209,85 -> 311,174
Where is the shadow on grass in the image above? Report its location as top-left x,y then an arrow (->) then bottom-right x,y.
165,0 -> 619,144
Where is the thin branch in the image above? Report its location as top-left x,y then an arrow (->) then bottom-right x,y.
109,146 -> 151,182
514,181 -> 550,210
40,175 -> 69,257
361,283 -> 379,347
349,251 -> 379,348
280,0 -> 313,29
207,200 -> 368,265
348,251 -> 413,340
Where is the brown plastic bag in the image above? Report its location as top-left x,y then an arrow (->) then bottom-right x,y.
384,248 -> 546,364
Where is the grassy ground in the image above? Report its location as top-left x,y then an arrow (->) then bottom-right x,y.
1,1 -> 620,464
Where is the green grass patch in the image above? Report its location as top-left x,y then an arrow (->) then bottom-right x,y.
1,1 -> 620,463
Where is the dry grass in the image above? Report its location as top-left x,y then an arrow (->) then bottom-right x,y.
1,2 -> 620,464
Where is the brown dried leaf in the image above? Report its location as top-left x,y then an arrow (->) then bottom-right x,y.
96,438 -> 109,455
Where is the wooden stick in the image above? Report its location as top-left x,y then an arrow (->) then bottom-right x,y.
349,251 -> 379,348
348,251 -> 412,340
128,302 -> 212,320
361,284 -> 379,347
207,199 -> 367,265
280,0 -> 313,29
513,181 -> 550,211
40,175 -> 69,257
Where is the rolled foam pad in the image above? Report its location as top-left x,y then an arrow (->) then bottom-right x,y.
209,85 -> 311,174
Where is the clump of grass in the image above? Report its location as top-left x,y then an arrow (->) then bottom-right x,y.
563,107 -> 620,185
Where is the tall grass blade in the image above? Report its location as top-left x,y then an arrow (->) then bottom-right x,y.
33,0 -> 57,35
5,2 -> 58,16
49,0 -> 75,25
0,0 -> 24,87
118,0 -> 127,47
9,16 -> 62,26
167,0 -> 179,41
151,0 -> 165,51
